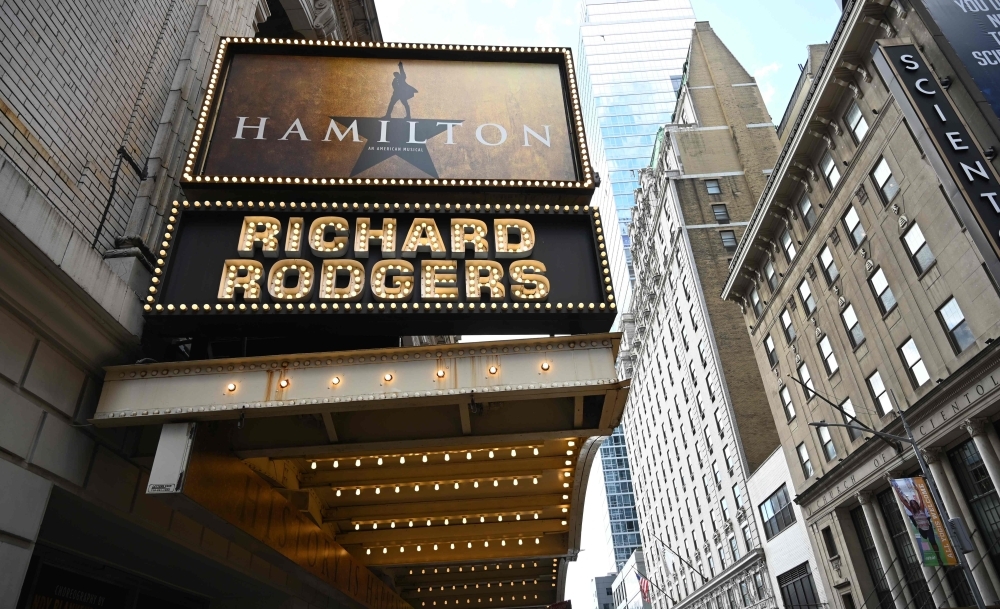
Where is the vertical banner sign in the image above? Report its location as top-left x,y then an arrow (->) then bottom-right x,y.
890,478 -> 958,566
922,0 -> 1000,119
879,44 -> 1000,263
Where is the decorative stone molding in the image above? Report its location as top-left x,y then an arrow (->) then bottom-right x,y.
966,417 -> 990,437
814,115 -> 844,136
834,77 -> 864,100
857,490 -> 872,505
922,447 -> 944,465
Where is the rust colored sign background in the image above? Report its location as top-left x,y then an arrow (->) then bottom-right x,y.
200,52 -> 578,182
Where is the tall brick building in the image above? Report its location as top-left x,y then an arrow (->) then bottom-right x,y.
0,1 -> 380,607
722,1 -> 1000,608
621,22 -> 800,609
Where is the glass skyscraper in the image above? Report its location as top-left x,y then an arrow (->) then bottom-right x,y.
576,0 -> 695,571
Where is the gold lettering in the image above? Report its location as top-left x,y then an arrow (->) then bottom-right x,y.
218,259 -> 264,302
308,216 -> 349,257
371,260 -> 414,301
268,259 -> 314,301
319,260 -> 365,301
354,217 -> 397,257
450,218 -> 489,258
401,218 -> 446,258
465,261 -> 505,300
421,260 -> 458,299
494,219 -> 535,258
238,216 -> 281,257
509,260 -> 549,300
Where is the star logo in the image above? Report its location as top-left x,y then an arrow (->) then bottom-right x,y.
330,117 -> 463,178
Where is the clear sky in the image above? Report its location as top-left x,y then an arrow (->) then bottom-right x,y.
384,1 -> 842,605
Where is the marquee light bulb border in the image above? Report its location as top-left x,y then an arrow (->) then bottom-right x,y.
181,37 -> 593,191
143,200 -> 615,316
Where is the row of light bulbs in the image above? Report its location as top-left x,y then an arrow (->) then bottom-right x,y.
410,560 -> 552,575
226,361 -> 556,396
354,511 -> 570,529
417,579 -> 549,592
421,595 -> 545,607
309,441 -> 575,469
332,472 -> 572,496
366,537 -> 544,554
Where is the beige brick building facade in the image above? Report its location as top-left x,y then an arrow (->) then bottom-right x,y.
722,2 -> 1000,609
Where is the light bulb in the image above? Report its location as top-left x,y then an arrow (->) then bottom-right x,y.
489,450 -> 495,458
336,489 -> 341,496
391,521 -> 396,528
533,448 -> 539,455
541,362 -> 550,371
226,383 -> 237,392
400,456 -> 406,464
568,440 -> 576,447
489,365 -> 498,374
414,484 -> 420,491
513,479 -> 518,486
436,369 -> 445,378
493,479 -> 498,487
427,520 -> 432,526
445,519 -> 449,525
331,376 -> 340,385
356,459 -> 361,466
474,481 -> 479,488
454,482 -> 459,489
463,517 -> 468,524
435,483 -> 440,491
445,453 -> 450,461
498,515 -> 503,521
395,486 -> 400,493
533,477 -> 538,484
373,523 -> 378,529
355,488 -> 361,495
377,457 -> 383,465
310,461 -> 317,470
333,460 -> 339,468
383,547 -> 387,554
467,452 -> 472,460
367,548 -> 371,555
384,373 -> 393,381
516,514 -> 521,520
375,487 -> 381,494
409,520 -> 413,527
534,513 -> 538,519
511,449 -> 517,457
355,524 -> 360,530
279,379 -> 289,388
422,455 -> 428,462
535,538 -> 540,544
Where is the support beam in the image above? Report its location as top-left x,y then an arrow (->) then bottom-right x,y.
321,411 -> 339,442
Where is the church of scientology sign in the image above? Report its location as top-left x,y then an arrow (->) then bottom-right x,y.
184,38 -> 594,193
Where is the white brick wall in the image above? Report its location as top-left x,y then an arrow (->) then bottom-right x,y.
746,447 -> 828,603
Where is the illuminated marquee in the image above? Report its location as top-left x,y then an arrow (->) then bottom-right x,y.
145,200 -> 615,336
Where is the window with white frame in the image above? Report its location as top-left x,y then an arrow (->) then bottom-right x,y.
713,204 -> 731,224
938,297 -> 975,353
759,485 -> 796,539
798,279 -> 817,315
779,385 -> 795,421
799,195 -> 817,230
706,179 -> 722,195
871,157 -> 900,204
899,338 -> 930,387
903,223 -> 936,275
841,304 -> 865,348
797,362 -> 815,400
845,100 -> 869,142
867,370 -> 893,417
797,443 -> 814,478
765,334 -> 778,368
780,228 -> 797,261
781,308 -> 796,343
868,268 -> 897,315
841,398 -> 863,441
817,423 -> 837,461
721,230 -> 738,251
763,259 -> 778,292
820,151 -> 841,189
819,245 -> 839,285
842,205 -> 866,248
818,335 -> 839,375
750,286 -> 763,319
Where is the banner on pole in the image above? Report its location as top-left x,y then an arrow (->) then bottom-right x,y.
890,477 -> 958,566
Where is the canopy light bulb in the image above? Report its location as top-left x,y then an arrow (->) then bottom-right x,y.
375,487 -> 381,494
278,379 -> 289,388
535,538 -> 540,544
355,459 -> 361,467
414,484 -> 420,491
334,460 -> 339,468
502,540 -> 506,546
513,479 -> 519,486
561,520 -> 567,526
434,544 -> 439,550
409,520 -> 413,527
427,519 -> 432,526
373,523 -> 378,529
534,513 -> 539,520
463,517 -> 468,524
498,515 -> 503,521
391,521 -> 396,528
562,508 -> 568,513
226,383 -> 237,392
533,448 -> 539,456
445,453 -> 450,461
417,545 -> 421,551
563,494 -> 569,500
355,524 -> 360,530
336,489 -> 341,496
383,547 -> 387,554
310,461 -> 317,470
493,479 -> 499,487
516,514 -> 521,520
355,488 -> 361,495
564,472 -> 571,478
435,483 -> 440,491
533,477 -> 538,484
444,518 -> 449,525
422,455 -> 428,462
395,485 -> 400,493
454,482 -> 460,489
481,516 -> 485,523
489,365 -> 498,374
484,541 -> 489,547
400,456 -> 406,464
541,362 -> 550,371
366,548 -> 371,555
511,449 -> 517,457
331,376 -> 340,385
377,457 -> 383,465
568,441 -> 576,447
467,452 -> 472,460
489,450 -> 495,458
519,539 -> 523,545
566,450 -> 573,456
436,369 -> 445,378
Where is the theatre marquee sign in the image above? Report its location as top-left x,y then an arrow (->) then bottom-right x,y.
144,200 -> 615,335
183,37 -> 594,192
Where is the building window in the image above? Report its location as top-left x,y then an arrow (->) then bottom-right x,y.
763,259 -> 778,292
817,422 -> 837,460
903,223 -> 936,275
845,100 -> 869,142
721,497 -> 732,520
780,228 -> 797,261
841,304 -> 865,348
754,572 -> 766,600
778,564 -> 821,609
841,398 -> 863,441
867,370 -> 893,417
721,230 -> 738,251
820,150 -> 841,189
730,536 -> 741,561
759,484 -> 796,539
899,337 -> 930,387
822,527 -> 839,557
765,334 -> 778,368
713,204 -> 731,224
797,279 -> 816,316
779,385 -> 796,421
938,297 -> 975,353
868,268 -> 897,315
797,443 -> 814,478
781,308 -> 796,343
699,340 -> 709,366
797,362 -> 815,400
715,409 -> 725,436
724,445 -> 735,472
799,195 -> 817,230
818,335 -> 839,375
733,483 -> 745,508
871,157 -> 900,205
818,245 -> 839,285
749,286 -> 763,319
713,461 -> 722,485
706,179 -> 722,195
745,525 -> 755,552
842,205 -> 866,248
740,581 -> 752,606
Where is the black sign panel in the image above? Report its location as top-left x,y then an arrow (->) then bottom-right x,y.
26,564 -> 131,609
922,0 -> 1000,119
144,200 -> 616,336
880,44 -> 1000,261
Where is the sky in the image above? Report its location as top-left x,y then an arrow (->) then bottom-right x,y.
386,1 -> 842,605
